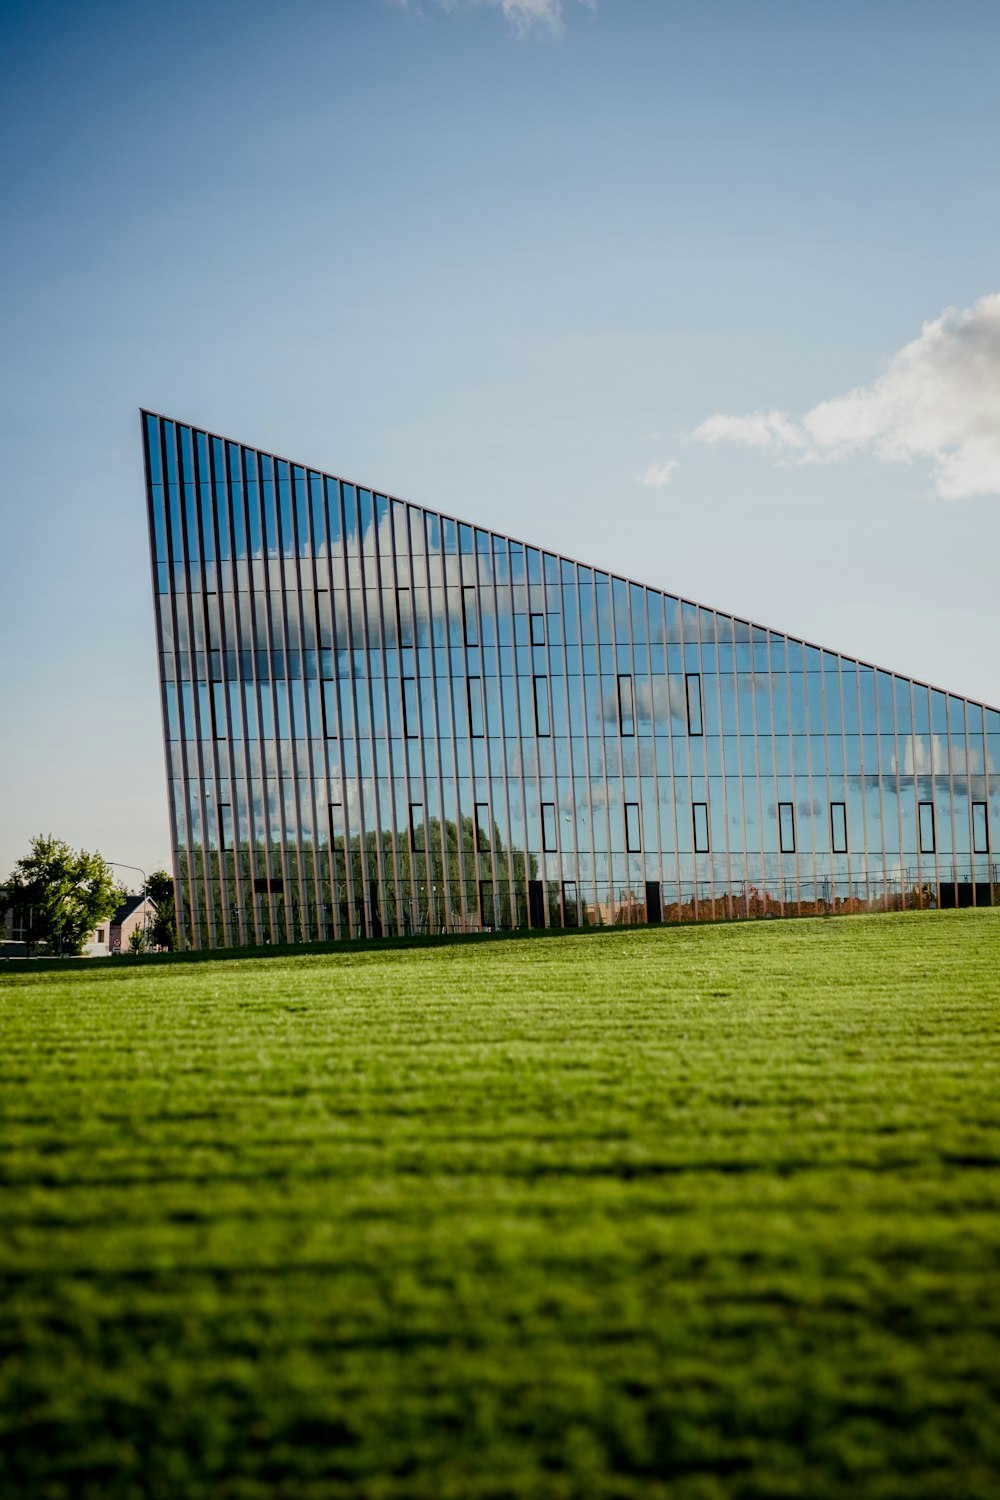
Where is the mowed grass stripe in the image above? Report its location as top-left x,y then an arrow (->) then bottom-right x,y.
1,910 -> 998,1499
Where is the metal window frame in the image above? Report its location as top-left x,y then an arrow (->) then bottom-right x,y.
409,802 -> 425,852
618,673 -> 635,736
685,672 -> 703,736
462,585 -> 479,647
918,800 -> 936,855
467,675 -> 485,738
972,801 -> 989,854
542,801 -> 558,852
533,675 -> 550,737
402,676 -> 419,738
830,801 -> 848,854
396,586 -> 413,648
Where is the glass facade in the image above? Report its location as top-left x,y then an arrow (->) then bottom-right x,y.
143,411 -> 1000,950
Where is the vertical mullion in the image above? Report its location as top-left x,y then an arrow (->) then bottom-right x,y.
400,511 -> 423,935
175,422 -> 209,950
358,505 -> 387,937
776,642 -> 793,914
721,624 -> 744,917
416,512 -> 440,933
951,700 -> 967,895
288,470 -> 317,942
410,515 -> 431,933
303,474 -> 327,939
344,492 -> 369,937
197,429 -> 230,949
449,542 -> 471,931
835,660 -> 850,902
258,452 -> 284,943
849,668 -> 868,907
609,582 -> 630,924
328,481 -> 355,938
888,674 -> 905,905
572,573 -> 595,927
481,542 -> 502,927
275,465 -> 302,942
663,599 -> 684,921
144,415 -> 185,949
459,546 -> 480,928
493,543 -> 517,929
219,439 -> 251,947
679,606 -> 698,919
747,629 -> 766,918
379,511 -> 404,937
236,445 -> 264,946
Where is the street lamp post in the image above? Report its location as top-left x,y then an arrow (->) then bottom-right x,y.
106,861 -> 149,950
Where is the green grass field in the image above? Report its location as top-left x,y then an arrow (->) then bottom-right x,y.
1,910 -> 998,1499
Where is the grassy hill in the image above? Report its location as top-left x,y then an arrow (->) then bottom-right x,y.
1,910 -> 998,1498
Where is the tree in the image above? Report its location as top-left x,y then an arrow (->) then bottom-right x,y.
127,925 -> 147,954
145,869 -> 176,951
1,836 -> 122,956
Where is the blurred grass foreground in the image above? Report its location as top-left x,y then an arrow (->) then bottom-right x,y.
1,909 -> 998,1498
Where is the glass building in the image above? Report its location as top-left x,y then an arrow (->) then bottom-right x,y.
143,411 -> 1000,950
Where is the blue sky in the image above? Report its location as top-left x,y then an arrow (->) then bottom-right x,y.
2,0 -> 999,880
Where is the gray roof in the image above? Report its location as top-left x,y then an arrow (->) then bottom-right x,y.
111,894 -> 155,926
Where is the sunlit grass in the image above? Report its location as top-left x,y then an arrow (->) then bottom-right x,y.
1,910 -> 998,1498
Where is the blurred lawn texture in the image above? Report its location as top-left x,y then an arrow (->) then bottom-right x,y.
1,910 -> 998,1499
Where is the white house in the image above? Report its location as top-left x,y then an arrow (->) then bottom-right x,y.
85,895 -> 158,956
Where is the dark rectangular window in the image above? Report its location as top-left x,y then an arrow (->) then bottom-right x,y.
467,676 -> 485,737
315,587 -> 331,648
542,802 -> 557,852
212,682 -> 227,739
475,802 -> 491,851
397,587 -> 413,647
218,803 -> 232,850
686,672 -> 703,736
830,801 -> 848,854
625,802 -> 641,852
972,802 -> 989,854
562,880 -> 579,925
409,802 -> 424,851
693,802 -> 710,852
402,677 -> 419,738
462,586 -> 479,646
533,676 -> 550,736
618,674 -> 635,736
329,802 -> 344,844
530,612 -> 545,645
919,801 -> 936,854
778,802 -> 795,853
322,680 -> 338,739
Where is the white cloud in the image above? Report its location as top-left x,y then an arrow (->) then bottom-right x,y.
692,293 -> 1000,499
390,0 -> 594,35
639,460 -> 678,488
693,410 -> 807,450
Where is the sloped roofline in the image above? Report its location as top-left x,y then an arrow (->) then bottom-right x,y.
140,409 -> 1000,715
